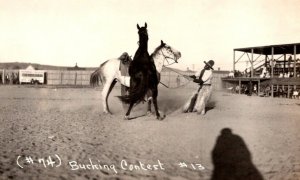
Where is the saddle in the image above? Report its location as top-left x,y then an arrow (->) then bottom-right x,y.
119,52 -> 132,76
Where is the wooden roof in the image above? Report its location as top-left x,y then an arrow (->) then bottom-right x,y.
234,43 -> 300,55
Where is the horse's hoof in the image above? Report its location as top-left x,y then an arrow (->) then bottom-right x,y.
157,115 -> 166,121
103,111 -> 112,115
146,111 -> 152,116
196,110 -> 206,115
144,96 -> 152,102
124,116 -> 130,120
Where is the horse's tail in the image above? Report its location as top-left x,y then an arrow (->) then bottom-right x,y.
90,60 -> 110,87
90,67 -> 103,87
118,71 -> 148,104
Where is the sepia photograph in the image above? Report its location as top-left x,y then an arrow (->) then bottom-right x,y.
0,0 -> 300,179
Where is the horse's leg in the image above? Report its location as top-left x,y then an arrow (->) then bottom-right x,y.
106,80 -> 117,113
146,89 -> 152,116
147,100 -> 152,116
153,97 -> 164,120
152,89 -> 165,120
101,79 -> 115,114
124,102 -> 134,120
121,85 -> 129,111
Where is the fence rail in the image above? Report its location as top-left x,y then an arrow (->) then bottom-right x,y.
46,70 -> 94,85
1,69 -> 227,90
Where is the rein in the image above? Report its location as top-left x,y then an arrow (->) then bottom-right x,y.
159,66 -> 194,89
156,48 -> 194,89
160,49 -> 177,66
159,80 -> 192,89
163,66 -> 192,80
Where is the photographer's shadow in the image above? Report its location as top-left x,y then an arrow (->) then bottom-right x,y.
211,128 -> 264,180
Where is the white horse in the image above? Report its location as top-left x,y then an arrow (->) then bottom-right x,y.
90,40 -> 181,114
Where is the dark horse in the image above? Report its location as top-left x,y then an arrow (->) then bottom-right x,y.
118,23 -> 164,120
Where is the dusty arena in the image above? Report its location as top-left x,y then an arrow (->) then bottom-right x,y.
0,85 -> 300,180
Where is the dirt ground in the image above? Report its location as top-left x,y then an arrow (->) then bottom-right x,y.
0,85 -> 300,180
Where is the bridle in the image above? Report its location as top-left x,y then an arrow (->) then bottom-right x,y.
160,46 -> 178,67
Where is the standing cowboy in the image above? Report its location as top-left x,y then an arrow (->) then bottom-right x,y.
183,60 -> 214,114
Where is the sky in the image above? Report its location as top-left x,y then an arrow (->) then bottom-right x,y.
0,0 -> 299,71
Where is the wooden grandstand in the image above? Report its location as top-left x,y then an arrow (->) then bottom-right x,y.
222,43 -> 300,98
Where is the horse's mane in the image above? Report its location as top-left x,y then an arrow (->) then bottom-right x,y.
100,60 -> 109,68
151,44 -> 164,58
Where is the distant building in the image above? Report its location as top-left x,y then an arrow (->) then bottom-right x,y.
67,63 -> 86,71
213,70 -> 230,90
25,65 -> 35,70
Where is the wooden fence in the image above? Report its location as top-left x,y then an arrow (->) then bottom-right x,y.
46,70 -> 94,85
1,69 -> 228,90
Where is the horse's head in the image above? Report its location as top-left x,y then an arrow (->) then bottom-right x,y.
158,40 -> 181,64
137,23 -> 148,42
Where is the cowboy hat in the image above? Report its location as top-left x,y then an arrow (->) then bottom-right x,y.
204,60 -> 214,70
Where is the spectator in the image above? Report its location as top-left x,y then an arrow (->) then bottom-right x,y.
253,84 -> 257,95
265,86 -> 271,97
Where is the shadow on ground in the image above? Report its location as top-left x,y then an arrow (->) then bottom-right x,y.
211,128 -> 264,180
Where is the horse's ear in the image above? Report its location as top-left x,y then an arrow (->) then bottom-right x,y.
161,40 -> 164,45
145,22 -> 147,28
137,24 -> 140,29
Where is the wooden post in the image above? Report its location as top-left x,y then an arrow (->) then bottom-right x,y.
271,47 -> 274,97
251,49 -> 254,77
271,47 -> 274,77
258,80 -> 260,95
294,45 -> 297,77
75,72 -> 77,85
2,69 -> 4,84
61,71 -> 63,85
284,54 -> 286,74
239,79 -> 241,94
271,84 -> 274,97
233,50 -> 236,72
287,85 -> 290,98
